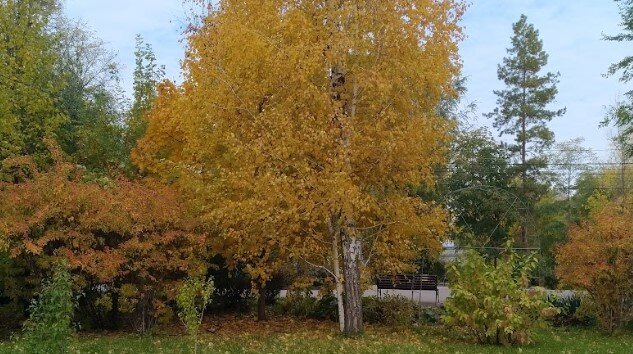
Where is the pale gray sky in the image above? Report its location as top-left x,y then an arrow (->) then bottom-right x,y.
461,1 -> 630,160
64,0 -> 631,160
64,0 -> 188,91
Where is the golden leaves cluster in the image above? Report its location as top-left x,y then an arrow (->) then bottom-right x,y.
0,155 -> 206,317
556,197 -> 633,331
135,0 -> 465,280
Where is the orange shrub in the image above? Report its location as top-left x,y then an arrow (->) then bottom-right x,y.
556,198 -> 633,332
0,156 -> 207,331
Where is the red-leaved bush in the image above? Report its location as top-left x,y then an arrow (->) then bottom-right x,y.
0,150 -> 207,331
556,197 -> 633,333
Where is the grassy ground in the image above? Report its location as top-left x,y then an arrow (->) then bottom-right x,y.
1,315 -> 631,353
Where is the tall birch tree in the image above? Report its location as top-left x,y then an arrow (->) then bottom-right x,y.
134,0 -> 464,334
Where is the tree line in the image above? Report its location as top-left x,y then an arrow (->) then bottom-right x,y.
1,0 -> 633,336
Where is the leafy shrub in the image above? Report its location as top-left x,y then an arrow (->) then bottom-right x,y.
206,259 -> 253,314
205,258 -> 286,318
363,295 -> 442,326
19,263 -> 74,354
176,276 -> 214,354
276,297 -> 310,318
0,301 -> 23,336
310,293 -> 338,321
272,292 -> 337,321
419,306 -> 444,324
263,273 -> 287,305
442,250 -> 557,346
363,295 -> 418,326
0,156 -> 207,331
548,293 -> 595,327
0,253 -> 24,335
271,291 -> 311,318
556,200 -> 633,333
276,292 -> 440,326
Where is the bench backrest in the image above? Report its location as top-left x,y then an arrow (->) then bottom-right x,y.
376,274 -> 437,291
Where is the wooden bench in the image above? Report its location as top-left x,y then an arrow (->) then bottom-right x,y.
376,274 -> 439,304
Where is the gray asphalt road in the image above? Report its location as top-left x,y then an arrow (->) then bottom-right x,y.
364,285 -> 451,306
280,286 -> 451,307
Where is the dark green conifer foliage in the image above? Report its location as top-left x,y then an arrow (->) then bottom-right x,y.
603,0 -> 633,156
486,15 -> 565,245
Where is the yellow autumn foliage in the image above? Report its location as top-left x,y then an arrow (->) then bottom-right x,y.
135,0 -> 463,290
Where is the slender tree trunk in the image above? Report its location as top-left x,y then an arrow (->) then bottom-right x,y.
621,153 -> 627,203
565,166 -> 574,222
329,215 -> 346,332
326,0 -> 364,335
341,220 -> 363,335
520,71 -> 528,247
339,73 -> 364,335
110,287 -> 120,330
257,282 -> 267,321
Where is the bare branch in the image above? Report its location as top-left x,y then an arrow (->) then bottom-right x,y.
285,246 -> 337,281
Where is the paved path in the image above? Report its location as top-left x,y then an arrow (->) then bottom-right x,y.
280,286 -> 451,307
282,287 -> 576,307
364,285 -> 451,306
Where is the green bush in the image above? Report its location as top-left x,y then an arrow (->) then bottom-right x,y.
272,292 -> 314,318
176,276 -> 214,354
275,292 -> 441,326
206,257 -> 285,314
311,293 -> 338,321
363,295 -> 418,326
442,250 -> 557,346
362,295 -> 441,326
272,292 -> 337,321
19,263 -> 74,354
548,293 -> 595,327
419,306 -> 444,324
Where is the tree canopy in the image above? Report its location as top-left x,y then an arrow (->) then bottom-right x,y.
135,0 -> 465,334
0,0 -> 65,165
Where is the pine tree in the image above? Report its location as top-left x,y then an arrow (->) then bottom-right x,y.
605,0 -> 633,84
602,0 -> 633,156
486,14 -> 565,245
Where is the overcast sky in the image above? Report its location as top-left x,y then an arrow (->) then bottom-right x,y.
63,0 -> 631,160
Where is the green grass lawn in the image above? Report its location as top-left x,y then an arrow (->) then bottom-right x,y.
1,316 -> 631,353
